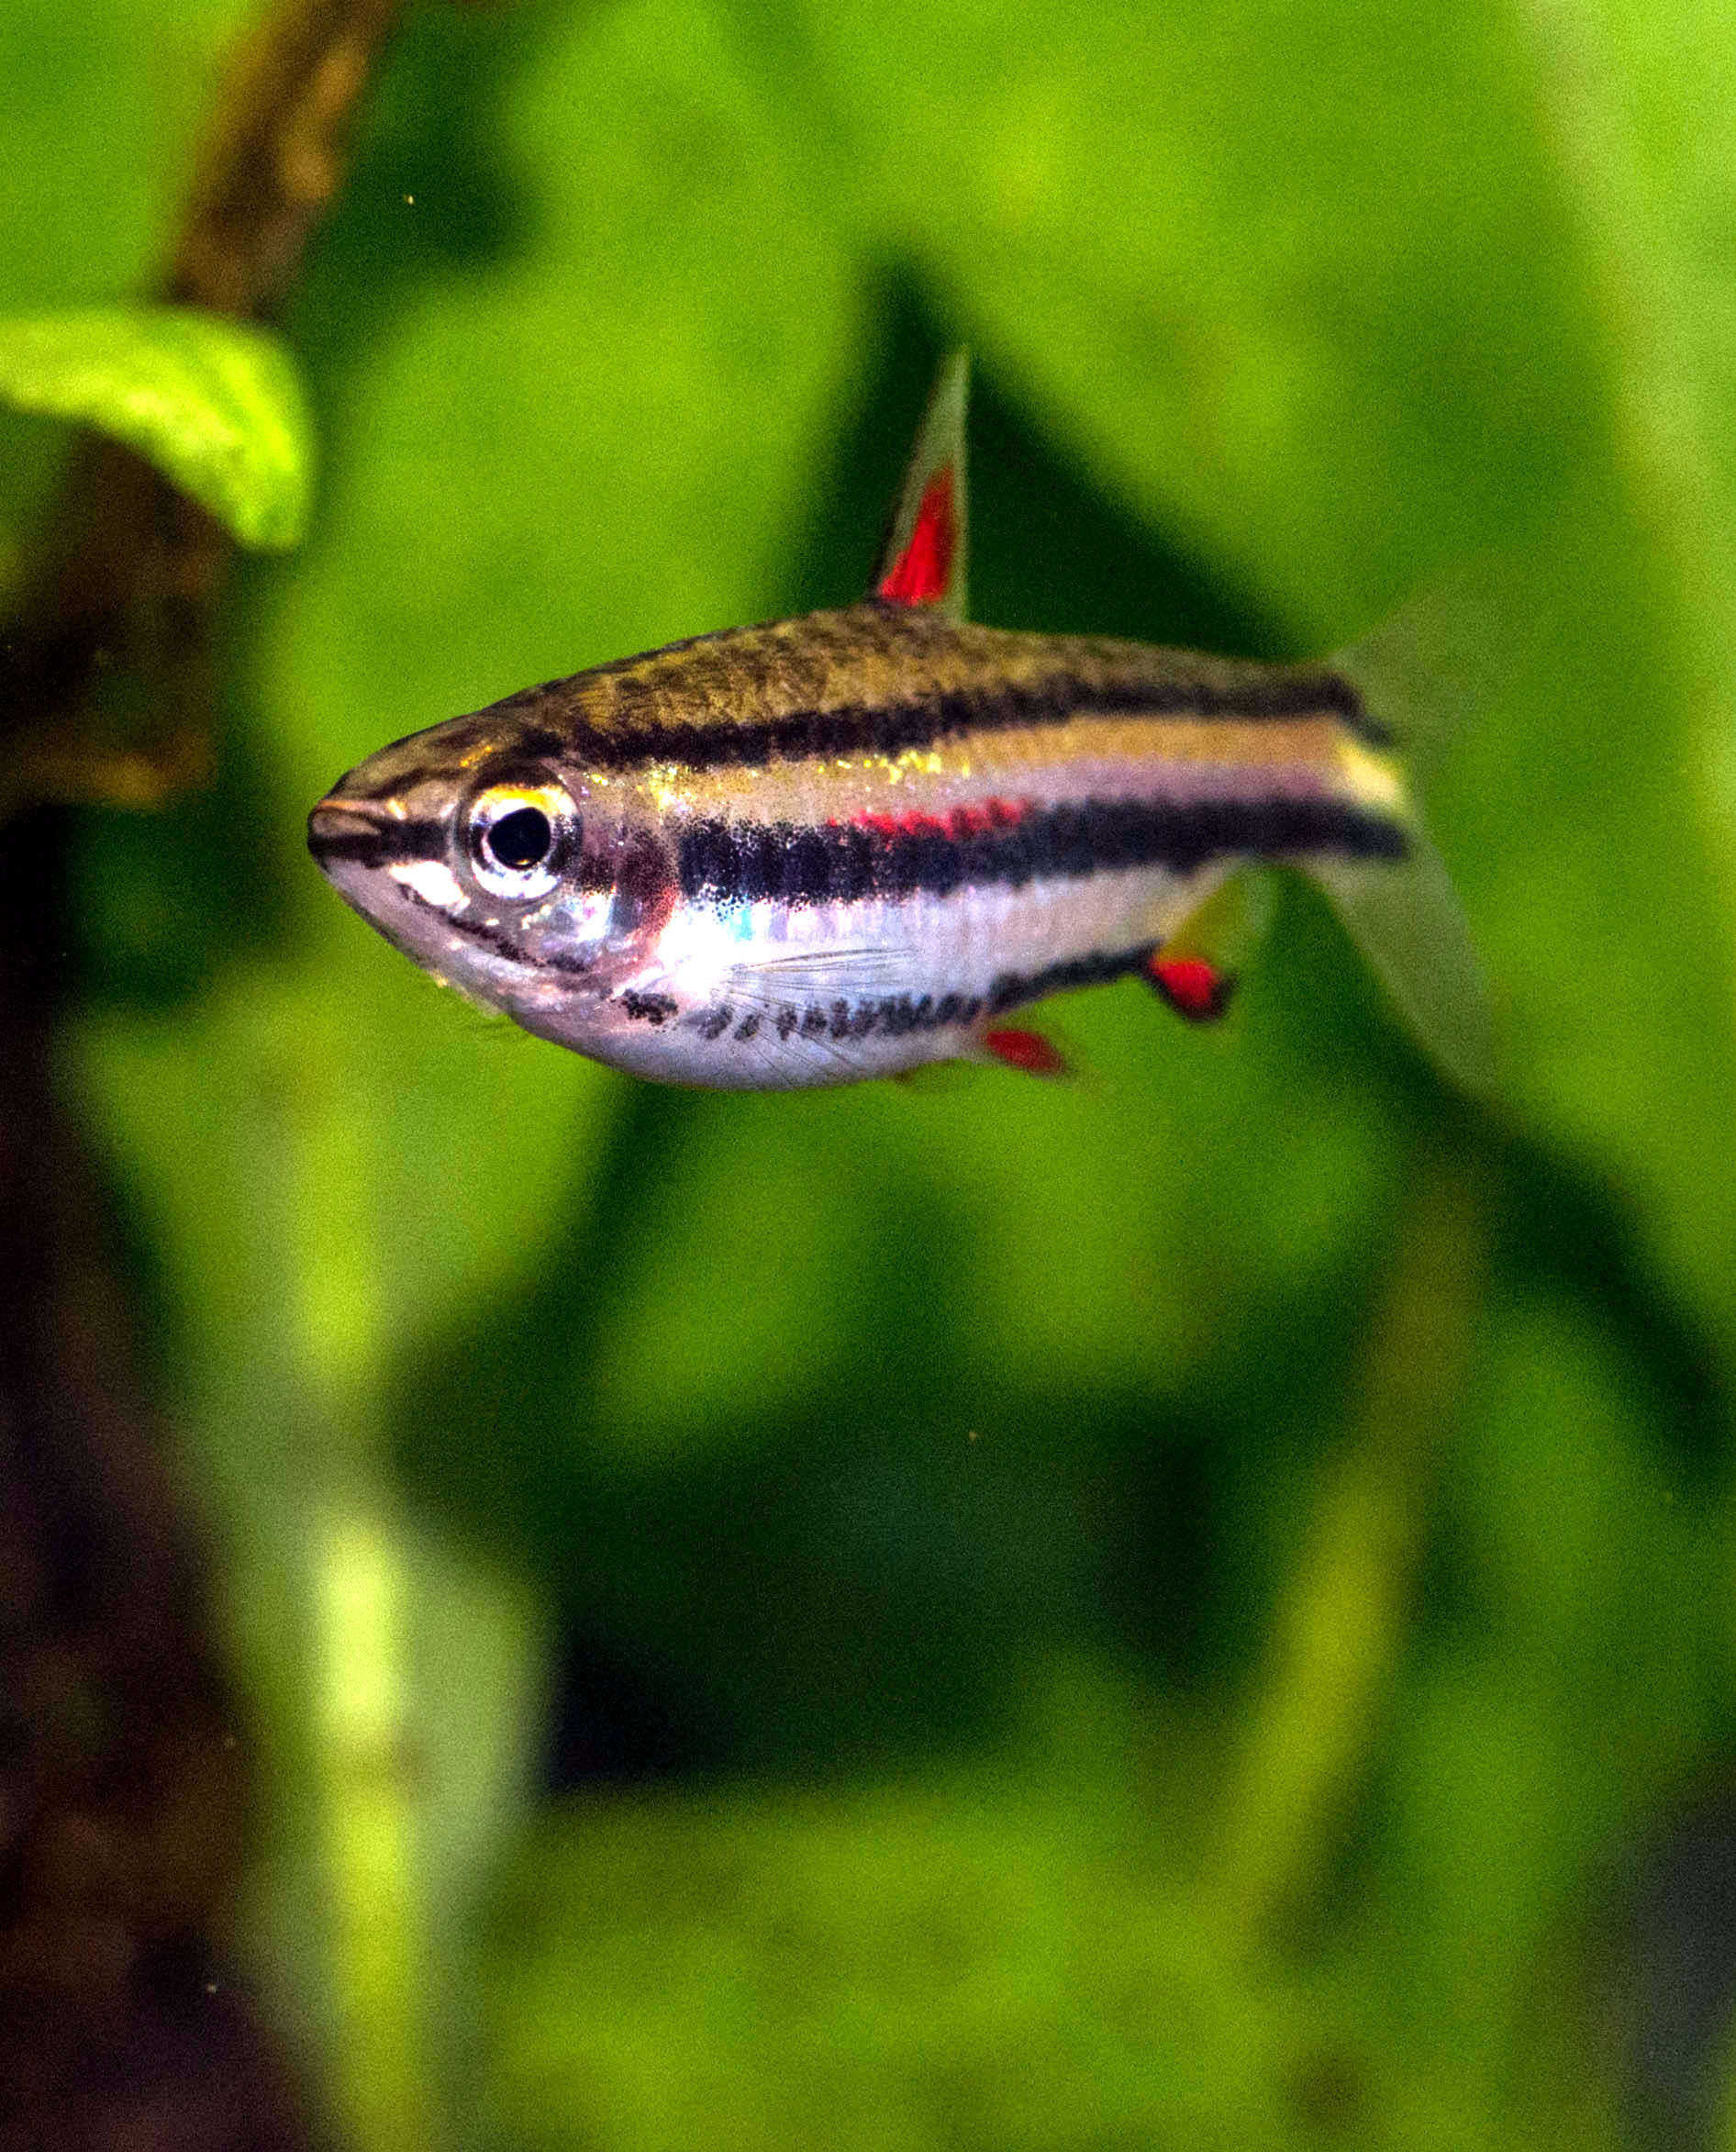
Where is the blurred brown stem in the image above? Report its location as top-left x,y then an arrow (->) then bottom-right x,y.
3,0 -> 406,818
0,2 -> 421,2145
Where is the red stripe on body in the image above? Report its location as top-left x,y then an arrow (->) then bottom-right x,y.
848,797 -> 1028,842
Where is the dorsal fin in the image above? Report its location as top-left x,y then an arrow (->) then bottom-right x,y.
870,350 -> 969,621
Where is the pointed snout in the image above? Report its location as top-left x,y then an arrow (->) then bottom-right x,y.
306,790 -> 402,872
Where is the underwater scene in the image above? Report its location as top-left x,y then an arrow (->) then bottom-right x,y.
3,2 -> 1736,2147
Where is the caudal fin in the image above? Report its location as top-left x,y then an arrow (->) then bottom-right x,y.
1302,561 -> 1523,1095
1307,835 -> 1492,1095
1332,552 -> 1520,783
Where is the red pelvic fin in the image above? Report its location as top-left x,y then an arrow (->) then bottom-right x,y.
1147,953 -> 1236,1023
869,351 -> 969,620
980,1026 -> 1072,1078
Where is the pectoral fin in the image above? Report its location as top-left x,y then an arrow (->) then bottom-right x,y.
721,946 -> 911,1005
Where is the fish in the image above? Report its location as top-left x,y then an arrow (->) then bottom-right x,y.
307,353 -> 1489,1091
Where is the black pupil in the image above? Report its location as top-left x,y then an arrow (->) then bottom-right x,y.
486,806 -> 552,872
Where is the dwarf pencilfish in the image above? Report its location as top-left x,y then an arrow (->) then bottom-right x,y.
308,355 -> 1488,1089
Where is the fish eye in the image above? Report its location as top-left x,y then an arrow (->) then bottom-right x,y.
486,806 -> 551,871
466,782 -> 576,899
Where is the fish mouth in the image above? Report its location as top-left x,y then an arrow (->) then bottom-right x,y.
307,794 -> 428,871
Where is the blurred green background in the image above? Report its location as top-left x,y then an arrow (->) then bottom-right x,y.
7,0 -> 1736,2146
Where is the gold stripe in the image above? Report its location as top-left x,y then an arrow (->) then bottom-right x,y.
590,710 -> 1407,825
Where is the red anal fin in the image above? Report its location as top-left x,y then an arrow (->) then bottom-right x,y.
876,469 -> 957,607
869,351 -> 969,621
1147,954 -> 1236,1023
981,1026 -> 1071,1078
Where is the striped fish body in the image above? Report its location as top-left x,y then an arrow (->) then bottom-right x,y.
309,355 -> 1486,1090
309,604 -> 1406,1086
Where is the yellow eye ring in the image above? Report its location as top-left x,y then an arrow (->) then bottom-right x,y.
466,782 -> 577,900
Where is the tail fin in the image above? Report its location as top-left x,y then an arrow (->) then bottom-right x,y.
1307,833 -> 1492,1095
1305,559 -> 1524,1095
1332,552 -> 1519,783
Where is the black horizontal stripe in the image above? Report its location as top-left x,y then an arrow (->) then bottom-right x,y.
679,944 -> 1158,1052
307,813 -> 447,868
985,946 -> 1155,1014
562,666 -> 1386,774
677,796 -> 1408,909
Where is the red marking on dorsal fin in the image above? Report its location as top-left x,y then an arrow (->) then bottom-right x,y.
877,468 -> 957,608
869,351 -> 970,621
1147,954 -> 1236,1023
981,1026 -> 1071,1078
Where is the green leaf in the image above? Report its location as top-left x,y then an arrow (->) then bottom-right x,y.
787,0 -> 1736,1358
0,304 -> 313,547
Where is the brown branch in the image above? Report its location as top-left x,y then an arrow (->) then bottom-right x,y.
164,0 -> 406,318
0,4 -> 437,2146
2,0 -> 409,818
